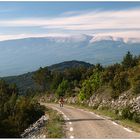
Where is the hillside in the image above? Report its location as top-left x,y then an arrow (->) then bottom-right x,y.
2,60 -> 93,94
48,60 -> 92,71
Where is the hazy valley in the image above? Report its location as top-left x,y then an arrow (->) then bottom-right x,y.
0,34 -> 140,76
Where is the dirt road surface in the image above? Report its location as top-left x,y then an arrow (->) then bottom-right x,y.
41,103 -> 140,139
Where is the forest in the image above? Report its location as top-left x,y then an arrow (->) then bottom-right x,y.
33,51 -> 140,100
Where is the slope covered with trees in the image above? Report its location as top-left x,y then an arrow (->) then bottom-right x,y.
33,51 -> 140,99
2,60 -> 92,94
0,80 -> 44,138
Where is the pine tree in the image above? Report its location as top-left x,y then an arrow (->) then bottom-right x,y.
122,51 -> 137,68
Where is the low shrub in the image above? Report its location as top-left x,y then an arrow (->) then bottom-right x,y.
121,106 -> 134,120
133,80 -> 140,95
133,113 -> 140,123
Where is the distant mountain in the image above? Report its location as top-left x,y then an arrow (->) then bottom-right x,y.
0,34 -> 140,76
2,60 -> 92,94
49,60 -> 92,71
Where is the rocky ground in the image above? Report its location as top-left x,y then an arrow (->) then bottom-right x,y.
21,115 -> 48,138
66,89 -> 140,116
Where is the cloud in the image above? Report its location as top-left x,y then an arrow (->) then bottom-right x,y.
0,8 -> 139,29
94,30 -> 140,39
0,30 -> 140,42
0,33 -> 70,41
0,8 -> 140,39
43,8 -> 140,30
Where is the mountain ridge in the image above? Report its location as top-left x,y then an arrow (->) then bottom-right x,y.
0,34 -> 140,43
1,60 -> 93,94
0,34 -> 140,76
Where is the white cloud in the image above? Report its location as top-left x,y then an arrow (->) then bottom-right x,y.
0,33 -> 70,41
94,30 -> 140,39
0,8 -> 139,29
0,30 -> 140,42
0,8 -> 140,39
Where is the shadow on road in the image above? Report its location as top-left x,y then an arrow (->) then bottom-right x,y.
65,118 -> 105,122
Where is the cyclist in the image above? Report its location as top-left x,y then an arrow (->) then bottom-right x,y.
59,97 -> 64,107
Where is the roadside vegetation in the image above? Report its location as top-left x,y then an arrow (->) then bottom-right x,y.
45,107 -> 65,138
0,80 -> 45,138
34,51 -> 140,100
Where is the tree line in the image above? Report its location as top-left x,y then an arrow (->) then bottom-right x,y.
33,51 -> 140,100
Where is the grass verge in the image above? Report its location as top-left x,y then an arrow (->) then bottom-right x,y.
45,107 -> 65,138
120,119 -> 140,132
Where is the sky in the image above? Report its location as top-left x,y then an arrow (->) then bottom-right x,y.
0,2 -> 140,40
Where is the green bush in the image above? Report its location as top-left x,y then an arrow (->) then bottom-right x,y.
110,72 -> 130,98
121,107 -> 133,120
0,80 -> 45,138
78,79 -> 92,101
132,75 -> 140,94
122,51 -> 137,69
78,72 -> 102,101
133,81 -> 140,94
111,91 -> 121,99
133,113 -> 140,123
55,80 -> 69,98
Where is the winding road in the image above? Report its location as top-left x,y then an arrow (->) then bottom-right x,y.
41,103 -> 140,139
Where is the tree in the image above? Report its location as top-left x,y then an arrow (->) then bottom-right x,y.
63,67 -> 84,82
132,74 -> 140,94
50,71 -> 63,90
94,63 -> 104,72
0,80 -> 10,104
78,79 -> 92,101
9,83 -> 18,95
111,72 -> 130,98
55,80 -> 69,98
0,80 -> 45,138
78,72 -> 102,101
33,67 -> 51,91
122,51 -> 137,68
101,63 -> 123,84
